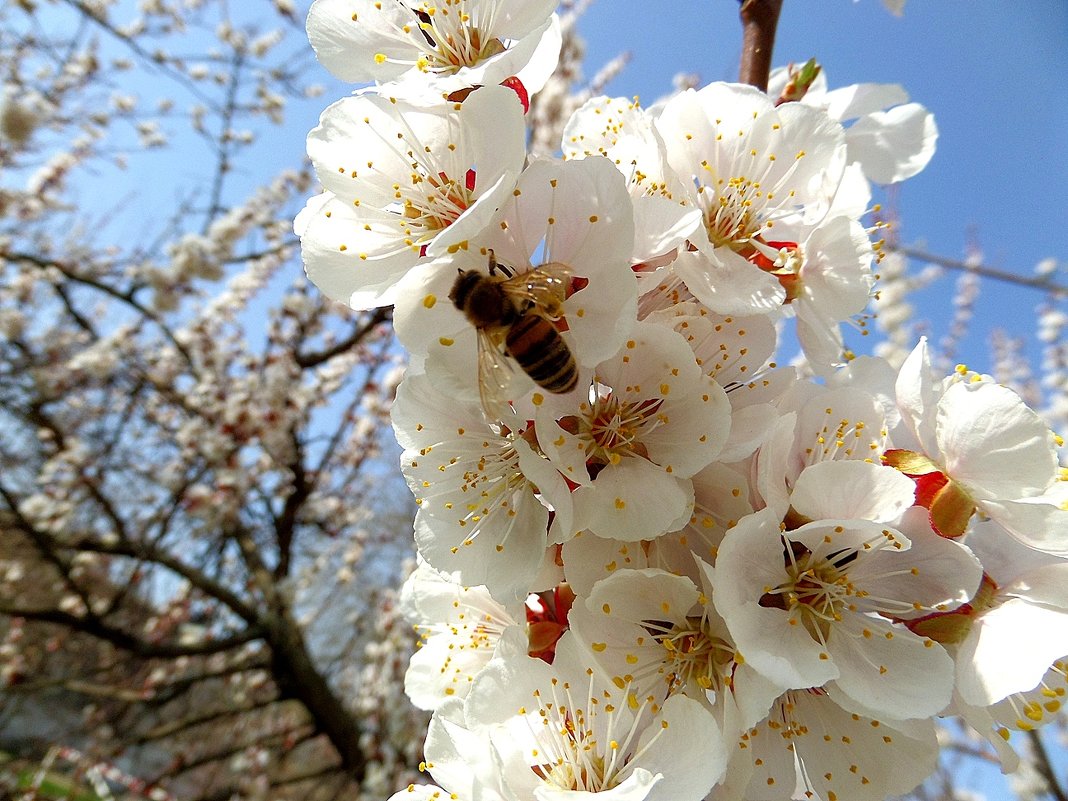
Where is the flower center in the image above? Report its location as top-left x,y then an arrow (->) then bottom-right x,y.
745,239 -> 804,301
648,617 -> 737,695
525,686 -> 644,794
402,168 -> 476,237
760,543 -> 856,642
536,747 -> 610,792
702,175 -> 766,248
411,6 -> 505,73
578,389 -> 665,466
801,409 -> 886,467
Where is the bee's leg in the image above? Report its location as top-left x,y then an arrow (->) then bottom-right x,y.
486,249 -> 515,278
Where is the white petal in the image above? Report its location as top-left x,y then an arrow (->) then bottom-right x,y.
784,692 -> 938,801
672,248 -> 785,315
386,786 -> 463,801
581,568 -> 698,632
640,694 -> 728,801
717,402 -> 779,463
308,93 -> 444,204
512,15 -> 562,94
800,216 -> 874,319
937,379 -> 1058,500
423,698 -> 505,801
753,411 -> 798,517
392,257 -> 470,355
641,377 -> 730,478
820,82 -> 910,121
952,701 -> 1021,773
790,460 -> 916,523
963,515 -> 1068,585
828,615 -> 954,720
866,506 -> 982,613
572,459 -> 694,541
560,532 -> 650,596
632,197 -> 702,263
535,771 -> 660,801
957,566 -> 1068,705
307,0 -> 412,83
846,103 -> 938,183
895,338 -> 940,456
489,0 -> 559,39
978,497 -> 1068,556
796,306 -> 846,371
299,195 -> 414,307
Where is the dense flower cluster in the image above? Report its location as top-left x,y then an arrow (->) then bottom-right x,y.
297,3 -> 1068,800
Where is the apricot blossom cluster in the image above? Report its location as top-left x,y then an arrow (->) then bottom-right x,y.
297,3 -> 1068,800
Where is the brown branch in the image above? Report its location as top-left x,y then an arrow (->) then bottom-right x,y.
153,725 -> 318,781
0,504 -> 260,626
268,763 -> 353,793
738,0 -> 785,92
133,696 -> 286,745
221,518 -> 369,781
274,430 -> 309,580
262,605 -> 368,782
7,250 -> 197,368
295,307 -> 392,369
142,658 -> 272,707
0,605 -> 265,659
887,246 -> 1068,297
5,677 -> 145,703
1028,730 -> 1068,801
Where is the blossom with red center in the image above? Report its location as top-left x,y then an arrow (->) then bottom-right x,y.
653,82 -> 848,315
891,339 -> 1067,550
296,85 -> 526,309
307,0 -> 561,99
535,320 -> 730,541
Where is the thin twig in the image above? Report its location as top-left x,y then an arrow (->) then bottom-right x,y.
888,246 -> 1068,297
295,307 -> 392,368
1028,730 -> 1068,801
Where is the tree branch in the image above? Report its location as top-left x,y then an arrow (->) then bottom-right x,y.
887,246 -> 1068,297
262,605 -> 368,782
1028,730 -> 1068,801
0,606 -> 264,660
0,504 -> 260,627
133,696 -> 286,745
738,0 -> 785,92
295,307 -> 392,369
7,250 -> 197,368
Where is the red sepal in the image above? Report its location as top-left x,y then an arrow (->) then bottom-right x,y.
500,76 -> 530,113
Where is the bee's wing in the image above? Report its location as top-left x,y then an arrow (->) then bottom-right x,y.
499,263 -> 573,318
476,327 -> 518,423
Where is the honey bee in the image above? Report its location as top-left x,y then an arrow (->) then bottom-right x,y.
449,250 -> 578,420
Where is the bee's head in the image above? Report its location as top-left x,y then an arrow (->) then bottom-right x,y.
449,268 -> 482,308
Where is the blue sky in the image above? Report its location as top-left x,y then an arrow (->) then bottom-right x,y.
575,0 -> 1068,376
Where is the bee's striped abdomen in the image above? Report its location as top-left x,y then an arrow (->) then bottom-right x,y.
505,313 -> 578,393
